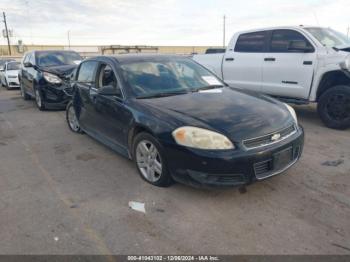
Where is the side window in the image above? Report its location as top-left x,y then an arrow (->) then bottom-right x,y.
29,53 -> 35,65
23,54 -> 30,64
77,61 -> 98,83
234,31 -> 267,52
270,30 -> 313,53
97,64 -> 122,96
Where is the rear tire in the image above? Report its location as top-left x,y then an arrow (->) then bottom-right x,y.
318,85 -> 350,130
133,132 -> 174,187
66,101 -> 83,133
34,87 -> 45,111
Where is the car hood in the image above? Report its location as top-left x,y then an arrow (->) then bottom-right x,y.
138,88 -> 294,141
6,70 -> 19,77
39,64 -> 77,78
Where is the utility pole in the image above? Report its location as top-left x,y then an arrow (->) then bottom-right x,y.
223,15 -> 226,48
347,26 -> 350,40
67,30 -> 71,49
2,12 -> 11,55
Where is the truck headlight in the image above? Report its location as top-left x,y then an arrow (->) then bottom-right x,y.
43,72 -> 62,84
172,126 -> 235,150
284,103 -> 298,125
340,55 -> 350,70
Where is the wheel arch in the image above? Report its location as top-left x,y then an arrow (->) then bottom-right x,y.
316,70 -> 350,101
128,124 -> 156,159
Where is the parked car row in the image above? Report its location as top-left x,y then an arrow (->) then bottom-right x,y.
194,25 -> 350,130
0,59 -> 20,89
14,50 -> 304,188
19,50 -> 83,110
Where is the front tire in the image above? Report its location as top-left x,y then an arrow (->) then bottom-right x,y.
20,80 -> 31,100
318,85 -> 350,130
66,102 -> 83,133
34,87 -> 45,111
133,132 -> 174,187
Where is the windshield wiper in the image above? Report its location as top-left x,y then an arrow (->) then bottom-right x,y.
136,91 -> 189,99
192,85 -> 224,92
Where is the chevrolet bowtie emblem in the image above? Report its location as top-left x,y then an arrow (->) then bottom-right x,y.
271,133 -> 281,141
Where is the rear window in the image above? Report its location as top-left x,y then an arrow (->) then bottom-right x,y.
235,31 -> 267,52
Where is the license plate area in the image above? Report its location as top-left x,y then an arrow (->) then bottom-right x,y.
273,147 -> 293,171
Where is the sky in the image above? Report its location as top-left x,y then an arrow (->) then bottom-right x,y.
0,0 -> 350,46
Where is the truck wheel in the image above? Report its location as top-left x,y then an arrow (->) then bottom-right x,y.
318,85 -> 350,130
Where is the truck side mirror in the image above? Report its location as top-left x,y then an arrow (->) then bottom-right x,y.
288,40 -> 314,53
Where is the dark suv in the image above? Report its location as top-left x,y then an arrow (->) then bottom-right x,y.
19,50 -> 82,110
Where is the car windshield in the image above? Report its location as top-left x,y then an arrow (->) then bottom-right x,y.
36,51 -> 82,67
305,27 -> 350,48
120,58 -> 224,98
7,62 -> 20,71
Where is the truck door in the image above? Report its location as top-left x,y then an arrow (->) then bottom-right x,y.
222,31 -> 268,92
261,29 -> 316,99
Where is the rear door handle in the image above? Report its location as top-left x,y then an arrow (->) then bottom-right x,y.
225,57 -> 234,61
264,57 -> 276,62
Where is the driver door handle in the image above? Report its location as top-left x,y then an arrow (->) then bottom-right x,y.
264,57 -> 276,62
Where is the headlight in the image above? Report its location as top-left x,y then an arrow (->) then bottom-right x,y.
284,103 -> 298,125
172,126 -> 235,150
340,55 -> 350,70
43,72 -> 62,84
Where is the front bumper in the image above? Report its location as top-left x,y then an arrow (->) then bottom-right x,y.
6,77 -> 19,88
163,126 -> 304,188
40,83 -> 72,109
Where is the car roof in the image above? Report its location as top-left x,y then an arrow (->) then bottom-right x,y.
88,53 -> 186,64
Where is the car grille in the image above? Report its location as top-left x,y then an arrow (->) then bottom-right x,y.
254,146 -> 301,179
243,124 -> 297,149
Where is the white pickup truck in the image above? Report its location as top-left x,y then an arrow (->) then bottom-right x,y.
193,26 -> 350,130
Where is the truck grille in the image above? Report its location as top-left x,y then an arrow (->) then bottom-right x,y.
243,124 -> 297,149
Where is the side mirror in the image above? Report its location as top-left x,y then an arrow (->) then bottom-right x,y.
97,85 -> 121,96
23,62 -> 33,68
288,40 -> 314,53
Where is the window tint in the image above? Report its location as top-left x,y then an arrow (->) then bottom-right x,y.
29,53 -> 35,65
23,53 -> 30,64
235,31 -> 267,52
77,61 -> 98,83
270,30 -> 313,52
98,64 -> 117,88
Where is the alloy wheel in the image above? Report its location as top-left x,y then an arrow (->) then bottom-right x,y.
35,89 -> 42,108
67,105 -> 80,132
136,140 -> 162,182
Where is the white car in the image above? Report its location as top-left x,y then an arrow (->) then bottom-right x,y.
0,61 -> 21,89
193,26 -> 350,130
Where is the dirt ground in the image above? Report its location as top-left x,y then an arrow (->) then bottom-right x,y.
0,88 -> 349,255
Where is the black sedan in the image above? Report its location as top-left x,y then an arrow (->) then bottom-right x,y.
19,50 -> 82,110
66,54 -> 304,188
